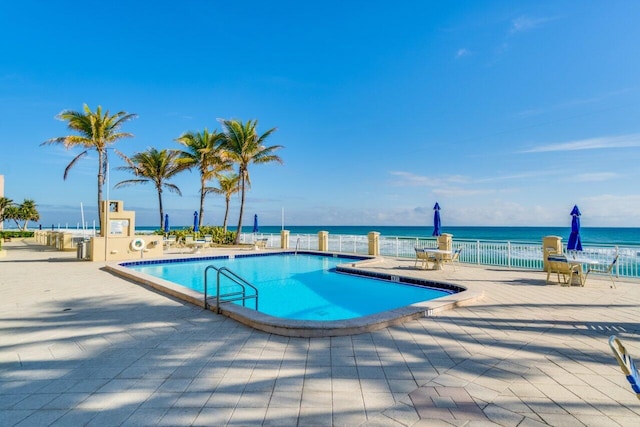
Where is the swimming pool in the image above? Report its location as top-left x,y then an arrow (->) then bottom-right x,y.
109,251 -> 475,337
122,252 -> 452,321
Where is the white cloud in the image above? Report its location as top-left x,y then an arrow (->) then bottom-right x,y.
522,134 -> 640,153
433,187 -> 495,197
515,88 -> 636,118
509,15 -> 558,34
455,48 -> 470,58
388,171 -> 469,187
568,172 -> 619,183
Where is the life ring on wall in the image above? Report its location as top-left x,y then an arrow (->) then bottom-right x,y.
130,238 -> 146,251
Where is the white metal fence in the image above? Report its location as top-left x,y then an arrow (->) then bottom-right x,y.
241,232 -> 640,279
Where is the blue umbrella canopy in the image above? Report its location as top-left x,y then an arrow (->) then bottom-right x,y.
253,214 -> 259,233
432,202 -> 441,237
193,211 -> 199,233
164,214 -> 170,234
567,205 -> 583,251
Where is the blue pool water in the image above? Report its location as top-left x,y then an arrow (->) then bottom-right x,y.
125,253 -> 452,321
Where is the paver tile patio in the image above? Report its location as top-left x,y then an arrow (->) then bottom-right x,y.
1,239 -> 639,426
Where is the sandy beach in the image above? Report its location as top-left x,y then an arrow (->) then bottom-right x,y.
1,238 -> 639,426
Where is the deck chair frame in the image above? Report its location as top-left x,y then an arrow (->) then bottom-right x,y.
546,254 -> 585,286
609,335 -> 640,400
586,255 -> 619,288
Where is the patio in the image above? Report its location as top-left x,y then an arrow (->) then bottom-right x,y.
1,239 -> 639,426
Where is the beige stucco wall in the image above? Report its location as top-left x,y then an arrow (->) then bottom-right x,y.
0,174 -> 4,231
90,235 -> 163,262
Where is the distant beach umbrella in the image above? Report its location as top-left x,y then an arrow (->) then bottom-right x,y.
432,202 -> 442,237
567,205 -> 583,251
164,214 -> 170,234
193,211 -> 199,233
253,214 -> 259,233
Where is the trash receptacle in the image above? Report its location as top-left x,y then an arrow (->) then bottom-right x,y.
77,240 -> 85,259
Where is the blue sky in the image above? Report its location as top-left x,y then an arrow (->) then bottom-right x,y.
2,1 -> 640,228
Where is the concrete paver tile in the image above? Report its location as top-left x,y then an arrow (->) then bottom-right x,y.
0,409 -> 34,426
157,407 -> 200,426
297,405 -> 333,426
262,405 -> 301,426
192,406 -> 234,426
13,409 -> 68,426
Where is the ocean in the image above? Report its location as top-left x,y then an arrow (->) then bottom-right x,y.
134,225 -> 640,246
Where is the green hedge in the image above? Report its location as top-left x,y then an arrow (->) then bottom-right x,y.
1,231 -> 34,239
151,226 -> 237,245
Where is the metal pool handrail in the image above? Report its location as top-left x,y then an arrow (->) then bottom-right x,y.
204,265 -> 259,314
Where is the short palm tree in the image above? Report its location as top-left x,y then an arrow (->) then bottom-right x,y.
208,173 -> 240,232
3,199 -> 39,231
220,119 -> 283,244
41,104 -> 137,227
0,197 -> 13,225
114,148 -> 185,229
175,129 -> 231,228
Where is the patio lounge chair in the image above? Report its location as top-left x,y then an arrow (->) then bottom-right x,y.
609,335 -> 640,400
184,235 -> 195,252
255,238 -> 268,249
586,255 -> 619,289
204,234 -> 213,248
546,254 -> 585,286
163,235 -> 178,250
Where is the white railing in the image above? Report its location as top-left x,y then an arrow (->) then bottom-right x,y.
240,233 -> 640,279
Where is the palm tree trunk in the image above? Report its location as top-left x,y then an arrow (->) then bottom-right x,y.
157,186 -> 164,230
223,197 -> 230,232
235,173 -> 246,244
97,150 -> 105,232
199,178 -> 206,228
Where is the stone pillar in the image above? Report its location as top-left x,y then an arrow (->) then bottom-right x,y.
437,233 -> 453,252
281,229 -> 290,249
368,231 -> 380,256
318,231 -> 328,251
543,235 -> 563,272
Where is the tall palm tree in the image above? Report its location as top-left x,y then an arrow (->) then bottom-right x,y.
114,148 -> 185,229
220,119 -> 282,244
41,104 -> 137,228
208,173 -> 240,232
175,128 -> 231,228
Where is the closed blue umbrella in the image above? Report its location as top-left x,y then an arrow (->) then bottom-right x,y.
193,211 -> 199,233
164,214 -> 170,234
253,214 -> 259,233
432,202 -> 441,237
567,205 -> 583,251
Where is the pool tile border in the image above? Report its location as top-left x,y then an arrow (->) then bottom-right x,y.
108,251 -> 483,337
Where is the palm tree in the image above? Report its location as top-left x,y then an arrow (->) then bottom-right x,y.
41,104 -> 137,228
3,199 -> 39,231
0,197 -> 13,227
220,119 -> 282,244
175,128 -> 231,228
208,173 -> 240,232
19,199 -> 40,231
114,148 -> 185,229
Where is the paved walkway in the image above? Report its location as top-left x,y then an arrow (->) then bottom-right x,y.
1,239 -> 639,426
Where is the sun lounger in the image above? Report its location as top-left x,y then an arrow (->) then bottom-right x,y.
609,335 -> 640,400
255,238 -> 268,249
163,235 -> 178,250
